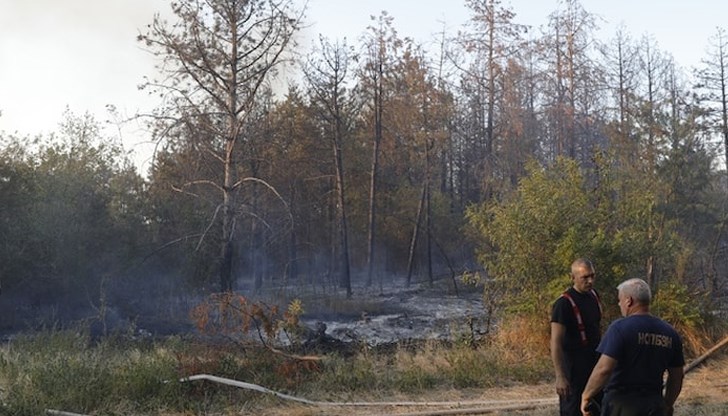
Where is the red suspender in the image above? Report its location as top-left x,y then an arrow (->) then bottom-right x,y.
561,289 -> 601,347
590,289 -> 603,315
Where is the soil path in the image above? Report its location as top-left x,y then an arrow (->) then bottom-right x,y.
252,355 -> 728,416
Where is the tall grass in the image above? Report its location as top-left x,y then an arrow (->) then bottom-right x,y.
0,325 -> 553,415
0,330 -> 185,415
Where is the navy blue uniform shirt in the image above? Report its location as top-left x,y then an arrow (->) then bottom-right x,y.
597,314 -> 685,392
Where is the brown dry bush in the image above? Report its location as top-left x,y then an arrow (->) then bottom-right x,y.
490,313 -> 551,364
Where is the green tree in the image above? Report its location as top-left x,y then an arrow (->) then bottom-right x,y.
0,111 -> 148,324
467,156 -> 680,316
0,137 -> 36,296
145,145 -> 220,287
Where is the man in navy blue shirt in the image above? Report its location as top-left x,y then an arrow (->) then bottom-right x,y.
581,278 -> 684,416
551,258 -> 603,416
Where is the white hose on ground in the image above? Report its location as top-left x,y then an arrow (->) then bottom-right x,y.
181,374 -> 558,409
46,410 -> 89,416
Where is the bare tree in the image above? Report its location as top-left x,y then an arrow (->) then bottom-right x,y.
304,36 -> 356,298
600,27 -> 639,148
139,0 -> 302,292
541,0 -> 599,162
697,27 -> 728,183
637,35 -> 673,168
456,0 -> 526,201
360,12 -> 402,288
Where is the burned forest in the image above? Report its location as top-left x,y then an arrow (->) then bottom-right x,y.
1,0 -> 728,371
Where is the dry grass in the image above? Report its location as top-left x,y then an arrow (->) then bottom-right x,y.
489,314 -> 551,362
680,353 -> 728,405
3,320 -> 726,416
248,354 -> 728,416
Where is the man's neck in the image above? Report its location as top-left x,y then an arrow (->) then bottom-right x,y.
627,306 -> 650,316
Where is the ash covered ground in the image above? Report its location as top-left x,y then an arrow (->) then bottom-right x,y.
0,274 -> 491,347
294,279 -> 491,346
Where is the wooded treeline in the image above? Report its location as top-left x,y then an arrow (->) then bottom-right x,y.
1,0 -> 727,331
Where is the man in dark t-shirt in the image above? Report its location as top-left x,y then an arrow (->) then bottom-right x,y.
581,278 -> 685,416
551,258 -> 602,416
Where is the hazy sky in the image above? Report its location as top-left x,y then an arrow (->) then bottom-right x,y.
1,0 -> 726,172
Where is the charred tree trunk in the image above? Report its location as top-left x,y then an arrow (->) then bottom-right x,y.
288,185 -> 298,283
334,114 -> 352,298
366,61 -> 384,290
425,170 -> 433,287
219,237 -> 234,292
219,106 -> 237,293
251,168 -> 263,292
406,184 -> 427,287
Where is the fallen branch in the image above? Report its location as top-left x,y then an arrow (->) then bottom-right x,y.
250,319 -> 322,362
265,344 -> 323,362
684,334 -> 728,374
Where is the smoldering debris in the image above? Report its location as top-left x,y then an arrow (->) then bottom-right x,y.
297,286 -> 489,346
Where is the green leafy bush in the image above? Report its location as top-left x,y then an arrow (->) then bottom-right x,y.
0,330 -> 183,415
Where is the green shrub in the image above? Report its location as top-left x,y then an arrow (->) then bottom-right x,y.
653,282 -> 705,329
653,282 -> 711,355
0,330 -> 186,415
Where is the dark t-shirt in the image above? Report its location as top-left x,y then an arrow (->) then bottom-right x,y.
551,287 -> 602,352
597,314 -> 685,392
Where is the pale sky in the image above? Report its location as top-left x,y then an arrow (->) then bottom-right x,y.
1,0 -> 726,173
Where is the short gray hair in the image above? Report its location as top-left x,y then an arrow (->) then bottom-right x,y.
617,278 -> 651,305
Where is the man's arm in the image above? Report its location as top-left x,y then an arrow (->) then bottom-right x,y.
550,322 -> 569,397
663,365 -> 684,415
580,354 -> 616,415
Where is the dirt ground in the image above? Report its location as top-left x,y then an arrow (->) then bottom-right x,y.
248,354 -> 728,416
